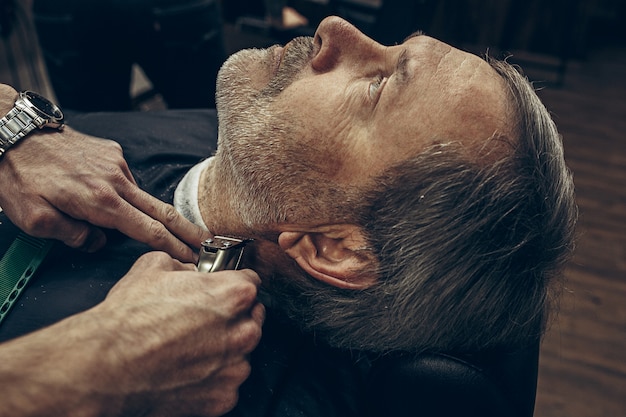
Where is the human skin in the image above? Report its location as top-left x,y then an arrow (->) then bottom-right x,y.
197,16 -> 512,286
0,85 -> 264,416
0,84 -> 210,262
201,16 -> 511,227
0,252 -> 265,417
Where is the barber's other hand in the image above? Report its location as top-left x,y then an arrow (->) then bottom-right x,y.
100,252 -> 264,416
0,252 -> 264,417
0,86 -> 207,261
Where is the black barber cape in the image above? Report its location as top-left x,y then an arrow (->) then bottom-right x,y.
0,110 -> 366,417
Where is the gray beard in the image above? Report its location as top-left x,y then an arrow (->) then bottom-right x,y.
213,38 -> 358,228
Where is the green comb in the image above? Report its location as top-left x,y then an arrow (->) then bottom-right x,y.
0,233 -> 53,326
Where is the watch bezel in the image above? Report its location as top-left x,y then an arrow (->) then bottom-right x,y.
20,90 -> 64,127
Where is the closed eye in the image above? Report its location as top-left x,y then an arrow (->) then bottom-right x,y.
367,31 -> 424,105
369,75 -> 387,102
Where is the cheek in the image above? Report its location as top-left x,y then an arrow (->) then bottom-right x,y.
370,85 -> 451,165
286,116 -> 362,182
274,75 -> 378,183
370,113 -> 429,168
278,78 -> 337,121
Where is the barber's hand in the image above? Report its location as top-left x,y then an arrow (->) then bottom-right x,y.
0,252 -> 265,417
88,252 -> 265,416
0,85 -> 208,261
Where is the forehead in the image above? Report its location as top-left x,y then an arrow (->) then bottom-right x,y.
372,36 -> 510,159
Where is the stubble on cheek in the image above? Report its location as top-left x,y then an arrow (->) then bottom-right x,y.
216,48 -> 273,108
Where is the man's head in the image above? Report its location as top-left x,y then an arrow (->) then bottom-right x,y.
207,16 -> 576,353
215,17 -> 511,224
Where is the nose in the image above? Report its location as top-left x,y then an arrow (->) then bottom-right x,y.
311,16 -> 385,72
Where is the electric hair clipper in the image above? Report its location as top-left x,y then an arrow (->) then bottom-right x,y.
197,236 -> 252,273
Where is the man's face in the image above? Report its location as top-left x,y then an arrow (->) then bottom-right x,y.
214,16 -> 510,227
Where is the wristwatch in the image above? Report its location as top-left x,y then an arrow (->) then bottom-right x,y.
0,90 -> 64,158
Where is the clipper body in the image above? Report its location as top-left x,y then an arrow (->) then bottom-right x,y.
197,236 -> 252,273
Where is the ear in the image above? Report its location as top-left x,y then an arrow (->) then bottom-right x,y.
278,225 -> 378,290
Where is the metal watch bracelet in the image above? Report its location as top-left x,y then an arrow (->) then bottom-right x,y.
0,106 -> 39,157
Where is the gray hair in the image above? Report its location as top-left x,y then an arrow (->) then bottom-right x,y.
271,57 -> 577,354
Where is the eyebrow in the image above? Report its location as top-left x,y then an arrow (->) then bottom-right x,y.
403,30 -> 425,43
395,31 -> 425,86
396,49 -> 411,86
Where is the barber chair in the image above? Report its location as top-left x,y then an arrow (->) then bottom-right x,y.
365,341 -> 539,416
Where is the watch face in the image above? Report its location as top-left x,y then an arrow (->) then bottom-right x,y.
24,91 -> 63,119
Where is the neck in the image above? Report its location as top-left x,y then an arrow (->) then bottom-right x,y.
197,156 -> 244,236
197,156 -> 290,279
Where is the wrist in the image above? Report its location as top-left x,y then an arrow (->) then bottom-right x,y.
0,89 -> 64,159
0,84 -> 19,115
0,311 -> 124,417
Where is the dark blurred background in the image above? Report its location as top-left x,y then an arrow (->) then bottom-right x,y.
1,0 -> 624,108
1,1 -> 625,416
221,0 -> 625,85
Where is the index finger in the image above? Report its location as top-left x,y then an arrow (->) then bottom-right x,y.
115,189 -> 210,261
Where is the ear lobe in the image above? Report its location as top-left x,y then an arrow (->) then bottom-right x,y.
278,227 -> 377,290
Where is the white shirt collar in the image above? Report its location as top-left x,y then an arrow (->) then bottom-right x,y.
173,157 -> 213,230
